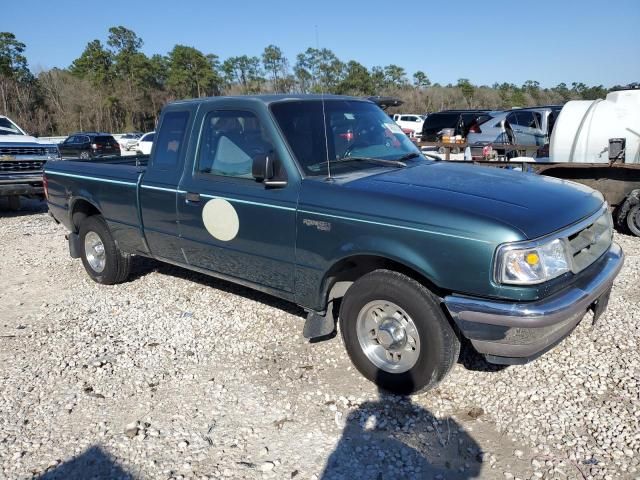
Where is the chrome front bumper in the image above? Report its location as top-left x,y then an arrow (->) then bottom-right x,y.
0,173 -> 44,195
444,243 -> 624,364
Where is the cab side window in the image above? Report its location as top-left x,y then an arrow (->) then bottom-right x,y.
154,111 -> 190,169
197,110 -> 274,179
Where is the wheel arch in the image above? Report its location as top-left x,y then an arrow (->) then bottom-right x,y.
69,197 -> 102,232
320,253 -> 446,309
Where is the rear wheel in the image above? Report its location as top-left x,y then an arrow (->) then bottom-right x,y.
79,215 -> 131,284
339,270 -> 460,394
626,204 -> 640,237
80,151 -> 90,159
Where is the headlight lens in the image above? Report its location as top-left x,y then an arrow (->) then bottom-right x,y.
45,146 -> 61,159
496,238 -> 570,285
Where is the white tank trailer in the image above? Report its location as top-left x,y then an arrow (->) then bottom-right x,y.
550,88 -> 639,163
535,86 -> 640,236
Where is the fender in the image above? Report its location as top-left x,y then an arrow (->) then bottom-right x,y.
318,234 -> 441,308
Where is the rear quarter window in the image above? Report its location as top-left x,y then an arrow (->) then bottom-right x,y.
153,111 -> 190,169
96,136 -> 117,145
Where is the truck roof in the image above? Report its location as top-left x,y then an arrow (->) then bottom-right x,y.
169,93 -> 369,107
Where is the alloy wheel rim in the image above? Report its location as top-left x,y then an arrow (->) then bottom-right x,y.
84,231 -> 106,273
356,300 -> 420,374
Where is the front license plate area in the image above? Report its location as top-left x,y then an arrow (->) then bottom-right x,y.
591,287 -> 612,325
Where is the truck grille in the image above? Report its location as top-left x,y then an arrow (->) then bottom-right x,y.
567,211 -> 612,273
0,146 -> 46,156
0,160 -> 46,173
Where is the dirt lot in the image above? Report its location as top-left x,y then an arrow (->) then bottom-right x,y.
1,198 -> 638,480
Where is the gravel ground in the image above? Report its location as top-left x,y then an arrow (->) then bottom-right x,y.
0,198 -> 638,480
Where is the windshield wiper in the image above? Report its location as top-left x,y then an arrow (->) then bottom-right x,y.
334,156 -> 407,168
396,152 -> 421,162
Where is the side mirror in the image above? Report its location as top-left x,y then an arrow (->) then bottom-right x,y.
252,153 -> 286,188
252,153 -> 274,181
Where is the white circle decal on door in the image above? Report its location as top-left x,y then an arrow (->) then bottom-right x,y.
202,198 -> 240,241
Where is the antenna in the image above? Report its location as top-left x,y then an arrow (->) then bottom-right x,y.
315,25 -> 332,180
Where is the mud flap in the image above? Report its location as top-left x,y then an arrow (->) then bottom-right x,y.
303,300 -> 337,339
67,232 -> 81,259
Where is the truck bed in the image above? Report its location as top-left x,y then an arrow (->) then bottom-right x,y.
44,155 -> 150,255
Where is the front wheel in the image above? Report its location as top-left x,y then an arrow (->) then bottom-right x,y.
79,215 -> 131,284
626,204 -> 640,237
339,270 -> 460,394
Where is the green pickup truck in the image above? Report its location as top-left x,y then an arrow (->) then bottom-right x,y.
45,95 -> 624,394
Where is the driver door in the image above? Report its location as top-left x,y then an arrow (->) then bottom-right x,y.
177,106 -> 298,295
508,111 -> 539,146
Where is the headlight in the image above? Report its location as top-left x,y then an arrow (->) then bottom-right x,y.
495,238 -> 570,285
45,146 -> 61,159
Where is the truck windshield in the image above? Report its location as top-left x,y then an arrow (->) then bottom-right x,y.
0,118 -> 23,136
271,100 -> 423,176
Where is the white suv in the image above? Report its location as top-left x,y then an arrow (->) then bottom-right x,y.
393,114 -> 425,138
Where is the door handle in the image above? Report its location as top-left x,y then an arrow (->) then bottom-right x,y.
185,192 -> 201,204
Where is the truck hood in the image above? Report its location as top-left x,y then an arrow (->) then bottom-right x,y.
350,162 -> 604,239
0,134 -> 57,146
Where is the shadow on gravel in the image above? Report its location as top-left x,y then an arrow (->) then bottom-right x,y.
458,339 -> 509,373
36,445 -> 132,480
321,381 -> 483,479
127,256 -> 307,319
0,197 -> 47,218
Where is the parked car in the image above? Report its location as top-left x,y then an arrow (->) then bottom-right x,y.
467,106 -> 563,150
135,131 -> 154,155
118,132 -> 143,151
45,94 -> 623,394
0,115 -> 60,210
393,114 -> 425,137
420,109 -> 494,142
58,133 -> 121,159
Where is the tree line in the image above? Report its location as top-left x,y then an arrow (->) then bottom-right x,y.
0,27 -> 625,136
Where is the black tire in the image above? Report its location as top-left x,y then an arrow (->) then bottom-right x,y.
626,204 -> 640,237
80,151 -> 90,159
339,270 -> 460,395
78,215 -> 131,284
7,196 -> 21,211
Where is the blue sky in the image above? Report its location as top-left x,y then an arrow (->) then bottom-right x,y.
4,0 -> 639,87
